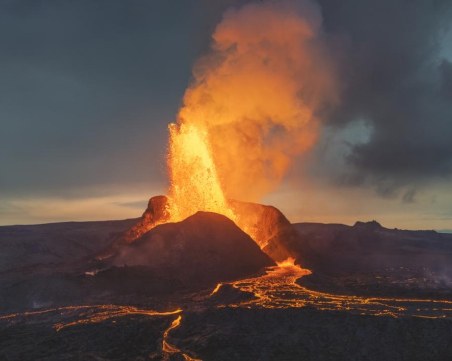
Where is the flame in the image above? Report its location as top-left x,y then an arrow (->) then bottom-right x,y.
164,0 -> 336,245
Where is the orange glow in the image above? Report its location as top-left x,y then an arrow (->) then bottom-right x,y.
276,257 -> 297,267
162,315 -> 202,361
222,263 -> 452,318
164,0 -> 336,243
162,315 -> 182,354
167,123 -> 236,223
209,282 -> 223,296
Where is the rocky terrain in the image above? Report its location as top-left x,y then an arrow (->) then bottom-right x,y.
293,221 -> 452,298
0,211 -> 274,313
0,219 -> 137,311
172,308 -> 452,361
292,220 -> 452,273
0,203 -> 451,360
2,306 -> 451,361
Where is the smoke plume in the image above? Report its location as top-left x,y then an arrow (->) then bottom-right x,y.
174,0 -> 337,202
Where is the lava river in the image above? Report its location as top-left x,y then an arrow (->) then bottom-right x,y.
211,261 -> 452,319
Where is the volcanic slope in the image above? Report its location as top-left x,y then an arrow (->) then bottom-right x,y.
100,211 -> 275,291
110,195 -> 300,262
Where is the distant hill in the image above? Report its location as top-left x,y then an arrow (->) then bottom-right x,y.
0,219 -> 137,311
292,220 -> 452,273
0,219 -> 138,274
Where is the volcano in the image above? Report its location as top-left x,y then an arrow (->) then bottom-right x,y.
105,211 -> 275,286
105,195 -> 300,263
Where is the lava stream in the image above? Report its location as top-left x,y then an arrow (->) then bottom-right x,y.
162,315 -> 202,361
210,261 -> 452,319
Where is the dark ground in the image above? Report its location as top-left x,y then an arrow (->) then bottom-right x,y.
0,218 -> 451,360
0,312 -> 168,361
174,308 -> 452,361
1,307 -> 451,361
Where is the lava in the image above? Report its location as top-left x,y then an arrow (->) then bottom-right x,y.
0,305 -> 201,360
167,122 -> 236,224
0,305 -> 182,331
1,265 -> 451,359
162,315 -> 202,361
212,262 -> 452,319
53,306 -> 183,332
209,282 -> 223,296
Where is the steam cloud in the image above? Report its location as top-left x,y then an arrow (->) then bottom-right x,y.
176,0 -> 337,202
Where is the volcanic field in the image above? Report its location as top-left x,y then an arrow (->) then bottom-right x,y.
0,197 -> 451,361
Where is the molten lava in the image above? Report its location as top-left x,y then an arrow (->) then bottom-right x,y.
166,123 -> 264,245
167,123 -> 236,224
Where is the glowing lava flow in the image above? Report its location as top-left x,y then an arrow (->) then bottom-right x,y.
0,305 -> 182,331
211,261 -> 452,319
0,304 -> 202,360
53,305 -> 183,332
162,315 -> 202,361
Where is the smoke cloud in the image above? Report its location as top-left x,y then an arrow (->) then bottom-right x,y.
176,0 -> 337,202
316,0 -> 452,195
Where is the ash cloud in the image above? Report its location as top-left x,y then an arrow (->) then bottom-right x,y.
315,0 -> 452,192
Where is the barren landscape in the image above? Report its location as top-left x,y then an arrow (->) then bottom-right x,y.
1,198 -> 451,360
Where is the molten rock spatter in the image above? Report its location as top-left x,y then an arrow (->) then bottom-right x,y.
167,123 -> 236,224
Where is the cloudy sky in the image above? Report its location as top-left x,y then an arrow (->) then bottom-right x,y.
1,0 -> 452,230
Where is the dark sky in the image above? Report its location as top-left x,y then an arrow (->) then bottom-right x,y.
1,0 -> 452,229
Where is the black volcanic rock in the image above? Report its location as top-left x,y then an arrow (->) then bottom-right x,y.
96,196 -> 169,259
122,195 -> 170,243
173,308 -> 452,361
292,221 -> 452,298
353,220 -> 383,230
107,211 -> 275,287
